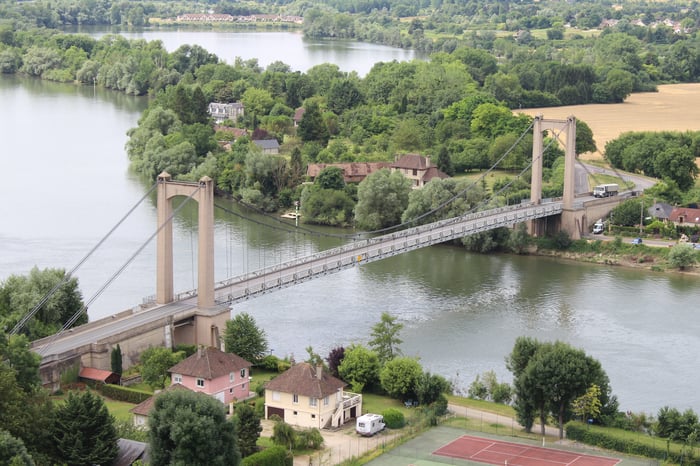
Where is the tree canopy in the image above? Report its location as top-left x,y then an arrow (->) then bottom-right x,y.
223,312 -> 269,364
148,390 -> 240,466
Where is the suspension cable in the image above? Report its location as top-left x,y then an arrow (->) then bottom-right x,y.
37,185 -> 201,355
10,182 -> 159,336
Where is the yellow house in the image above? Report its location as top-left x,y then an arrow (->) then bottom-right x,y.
264,363 -> 362,429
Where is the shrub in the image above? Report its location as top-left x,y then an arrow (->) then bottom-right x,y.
241,446 -> 293,466
295,428 -> 324,450
382,408 -> 405,429
99,384 -> 152,404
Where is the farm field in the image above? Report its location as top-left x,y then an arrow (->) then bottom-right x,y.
515,83 -> 700,160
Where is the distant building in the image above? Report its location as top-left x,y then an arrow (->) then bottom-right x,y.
252,139 -> 280,155
208,102 -> 244,124
79,367 -> 121,385
293,107 -> 306,127
390,154 -> 449,188
306,162 -> 391,183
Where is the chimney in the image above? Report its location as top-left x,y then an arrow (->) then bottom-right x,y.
197,346 -> 203,359
316,364 -> 323,380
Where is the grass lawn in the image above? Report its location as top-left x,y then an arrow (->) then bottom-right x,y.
103,397 -> 139,422
446,395 -> 516,418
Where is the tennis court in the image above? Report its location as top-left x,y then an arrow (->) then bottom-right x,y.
434,435 -> 620,466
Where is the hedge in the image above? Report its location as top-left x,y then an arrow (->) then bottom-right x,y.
241,446 -> 293,466
99,383 -> 153,404
566,421 -> 700,465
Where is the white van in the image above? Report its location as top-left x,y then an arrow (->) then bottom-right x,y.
592,220 -> 605,234
356,414 -> 385,436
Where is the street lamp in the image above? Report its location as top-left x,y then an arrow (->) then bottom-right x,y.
639,197 -> 644,236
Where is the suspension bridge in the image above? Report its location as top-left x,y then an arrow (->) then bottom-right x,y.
25,116 -> 636,389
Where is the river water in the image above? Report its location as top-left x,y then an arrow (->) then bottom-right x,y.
2,32 -> 700,415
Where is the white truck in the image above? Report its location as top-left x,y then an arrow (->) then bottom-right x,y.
356,413 -> 385,436
593,183 -> 619,198
592,220 -> 605,234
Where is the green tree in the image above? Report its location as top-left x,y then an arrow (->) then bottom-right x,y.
148,390 -> 240,466
0,267 -> 85,340
111,344 -> 123,376
668,243 -> 697,270
0,429 -> 34,466
572,384 -> 602,423
355,170 -> 411,230
52,390 -> 118,466
337,344 -> 380,393
315,167 -> 346,191
0,334 -> 40,393
379,357 -> 422,401
234,403 -> 262,458
368,311 -> 404,364
140,347 -> 184,390
223,313 -> 269,364
297,101 -> 329,145
415,371 -> 451,406
271,421 -> 296,452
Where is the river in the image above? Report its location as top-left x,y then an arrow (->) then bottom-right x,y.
2,32 -> 700,415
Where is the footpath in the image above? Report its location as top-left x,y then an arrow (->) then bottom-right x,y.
262,404 -> 561,466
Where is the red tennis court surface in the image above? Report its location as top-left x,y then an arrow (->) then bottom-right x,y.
433,435 -> 620,466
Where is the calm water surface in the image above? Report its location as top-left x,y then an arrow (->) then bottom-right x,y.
2,37 -> 700,415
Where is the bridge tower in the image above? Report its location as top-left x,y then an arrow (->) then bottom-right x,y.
530,115 -> 582,238
156,172 -> 227,348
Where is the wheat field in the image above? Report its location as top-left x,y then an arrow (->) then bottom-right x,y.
515,83 -> 700,160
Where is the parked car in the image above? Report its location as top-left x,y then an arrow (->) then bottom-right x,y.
632,237 -> 643,245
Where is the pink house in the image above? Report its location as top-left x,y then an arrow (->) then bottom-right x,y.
168,346 -> 253,405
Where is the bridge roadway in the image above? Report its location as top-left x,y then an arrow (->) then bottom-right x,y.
34,201 -> 562,359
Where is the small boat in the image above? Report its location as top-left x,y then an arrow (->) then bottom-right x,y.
281,212 -> 301,219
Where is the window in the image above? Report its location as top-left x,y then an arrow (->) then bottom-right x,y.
293,411 -> 298,415
293,394 -> 299,404
230,372 -> 235,382
324,396 -> 329,406
242,383 -> 246,390
309,398 -> 317,407
173,374 -> 182,384
230,388 -> 234,394
240,368 -> 246,378
311,414 -> 316,419
196,378 -> 205,388
412,169 -> 417,176
272,391 -> 280,401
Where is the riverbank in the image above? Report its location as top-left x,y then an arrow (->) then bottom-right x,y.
532,241 -> 700,276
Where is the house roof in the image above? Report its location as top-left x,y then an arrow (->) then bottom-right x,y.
265,362 -> 346,398
79,367 -> 119,383
422,166 -> 450,183
391,154 -> 432,170
114,439 -> 148,466
253,139 -> 280,150
294,107 -> 306,122
669,207 -> 700,225
650,202 -> 673,220
129,383 -> 191,416
168,346 -> 251,380
306,163 -> 391,183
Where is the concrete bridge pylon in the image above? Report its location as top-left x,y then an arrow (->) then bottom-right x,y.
530,115 -> 581,238
156,172 -> 227,348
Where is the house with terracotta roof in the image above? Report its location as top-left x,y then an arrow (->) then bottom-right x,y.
264,363 -> 362,429
306,162 -> 392,183
390,154 -> 449,188
168,346 -> 253,405
669,207 -> 700,227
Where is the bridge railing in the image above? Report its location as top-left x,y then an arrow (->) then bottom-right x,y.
209,201 -> 562,305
